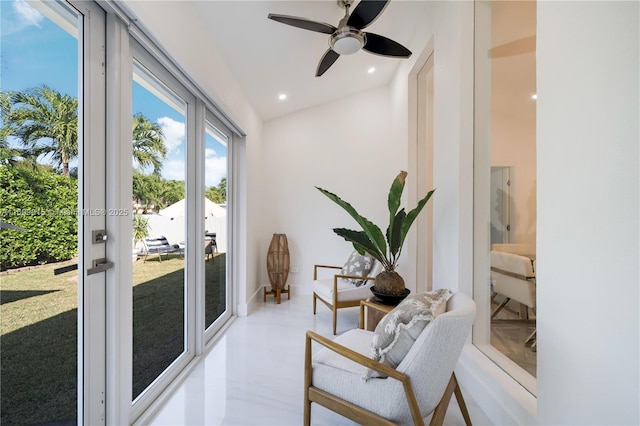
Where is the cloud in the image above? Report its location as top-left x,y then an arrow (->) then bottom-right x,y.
159,156 -> 226,188
161,159 -> 185,182
155,128 -> 226,186
14,0 -> 43,27
2,0 -> 44,36
157,116 -> 185,154
205,156 -> 227,188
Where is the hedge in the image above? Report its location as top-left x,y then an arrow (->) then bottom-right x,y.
0,166 -> 78,270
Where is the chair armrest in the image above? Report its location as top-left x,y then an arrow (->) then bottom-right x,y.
333,274 -> 377,282
330,275 -> 377,305
314,264 -> 342,280
305,330 -> 424,426
305,330 -> 405,382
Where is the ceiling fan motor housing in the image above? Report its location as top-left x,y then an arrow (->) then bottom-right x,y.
330,28 -> 365,55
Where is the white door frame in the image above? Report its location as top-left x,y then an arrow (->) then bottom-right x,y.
67,0 -> 108,423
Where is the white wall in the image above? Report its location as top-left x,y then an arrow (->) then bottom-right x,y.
261,86 -> 407,294
536,1 -> 639,424
396,0 -> 475,297
121,1 -> 264,314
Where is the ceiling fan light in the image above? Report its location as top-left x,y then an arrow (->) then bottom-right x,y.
330,29 -> 365,55
333,36 -> 362,55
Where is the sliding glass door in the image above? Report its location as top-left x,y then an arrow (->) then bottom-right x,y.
0,1 -> 107,424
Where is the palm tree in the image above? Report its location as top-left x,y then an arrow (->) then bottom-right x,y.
132,113 -> 166,175
7,85 -> 78,176
6,87 -> 166,177
1,91 -> 37,168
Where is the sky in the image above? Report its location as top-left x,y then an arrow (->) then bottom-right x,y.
1,0 -> 227,188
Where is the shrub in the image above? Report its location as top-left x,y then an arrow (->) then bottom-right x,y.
0,165 -> 78,270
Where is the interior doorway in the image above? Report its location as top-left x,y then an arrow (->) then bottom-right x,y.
415,53 -> 435,293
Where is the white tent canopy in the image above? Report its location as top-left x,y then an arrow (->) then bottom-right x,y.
159,198 -> 226,219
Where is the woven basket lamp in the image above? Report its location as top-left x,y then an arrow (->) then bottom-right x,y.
264,233 -> 291,304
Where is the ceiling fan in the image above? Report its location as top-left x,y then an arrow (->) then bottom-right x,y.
268,0 -> 412,77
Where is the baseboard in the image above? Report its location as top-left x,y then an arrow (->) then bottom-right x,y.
456,344 -> 538,425
237,285 -> 264,316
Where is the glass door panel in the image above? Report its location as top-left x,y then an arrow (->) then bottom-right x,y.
0,1 -> 81,424
1,0 -> 108,423
204,120 -> 229,329
131,61 -> 187,400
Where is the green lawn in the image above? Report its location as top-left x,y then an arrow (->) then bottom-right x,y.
0,254 -> 226,425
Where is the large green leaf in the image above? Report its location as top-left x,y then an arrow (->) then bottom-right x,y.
400,189 -> 436,248
387,171 -> 406,224
316,187 -> 387,257
387,171 -> 406,255
387,209 -> 406,257
332,228 -> 388,267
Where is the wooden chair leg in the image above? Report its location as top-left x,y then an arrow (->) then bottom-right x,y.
430,373 -> 472,426
430,374 -> 456,426
491,297 -> 510,318
304,334 -> 312,426
452,373 -> 472,426
313,293 -> 317,314
332,306 -> 337,335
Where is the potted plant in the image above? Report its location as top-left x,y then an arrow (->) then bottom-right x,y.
316,171 -> 435,296
132,214 -> 149,260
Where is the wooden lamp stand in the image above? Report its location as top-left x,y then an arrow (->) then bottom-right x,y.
265,233 -> 291,304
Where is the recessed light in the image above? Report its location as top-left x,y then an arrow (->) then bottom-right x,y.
368,67 -> 376,74
531,94 -> 537,100
278,94 -> 287,101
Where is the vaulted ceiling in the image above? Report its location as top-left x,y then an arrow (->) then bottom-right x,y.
192,1 -> 432,120
188,1 -> 536,122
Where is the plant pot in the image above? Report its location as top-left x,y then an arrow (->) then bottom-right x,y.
370,287 -> 411,305
374,270 -> 406,296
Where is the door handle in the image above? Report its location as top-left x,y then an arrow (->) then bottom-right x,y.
87,258 -> 114,275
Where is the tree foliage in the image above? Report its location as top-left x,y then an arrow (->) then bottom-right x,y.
132,170 -> 185,212
2,87 -> 167,178
5,85 -> 78,176
0,166 -> 78,270
205,177 -> 226,204
132,113 -> 166,175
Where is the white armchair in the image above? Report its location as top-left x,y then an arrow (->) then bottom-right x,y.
304,292 -> 476,425
312,260 -> 383,335
490,249 -> 536,318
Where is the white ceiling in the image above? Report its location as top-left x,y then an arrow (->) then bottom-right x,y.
189,1 -> 536,122
192,1 -> 432,121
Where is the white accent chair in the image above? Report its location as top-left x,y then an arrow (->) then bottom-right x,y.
490,244 -> 536,348
304,292 -> 476,426
312,261 -> 383,335
490,245 -> 536,318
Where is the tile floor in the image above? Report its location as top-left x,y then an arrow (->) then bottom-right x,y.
148,292 -> 493,425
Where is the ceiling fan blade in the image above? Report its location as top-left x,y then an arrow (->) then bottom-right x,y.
363,32 -> 412,57
316,49 -> 340,77
489,35 -> 536,58
268,14 -> 336,34
347,0 -> 389,30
